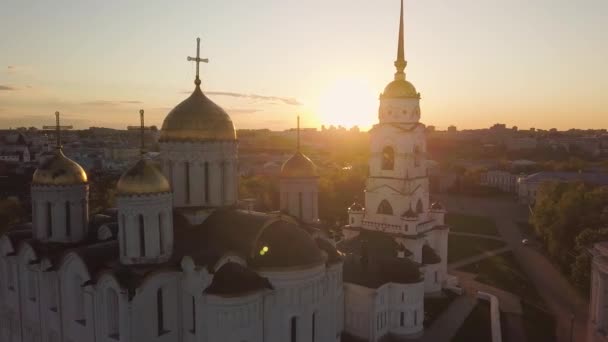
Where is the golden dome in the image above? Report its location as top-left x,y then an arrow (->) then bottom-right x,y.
381,79 -> 419,99
280,152 -> 318,178
32,149 -> 88,186
159,85 -> 236,142
116,159 -> 171,195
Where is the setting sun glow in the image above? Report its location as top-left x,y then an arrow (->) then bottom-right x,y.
315,78 -> 378,130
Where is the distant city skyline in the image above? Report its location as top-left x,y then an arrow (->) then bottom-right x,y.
1,0 -> 607,131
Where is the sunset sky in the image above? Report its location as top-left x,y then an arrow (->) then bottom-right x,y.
1,0 -> 607,131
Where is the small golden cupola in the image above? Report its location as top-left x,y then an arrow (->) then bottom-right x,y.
381,0 -> 420,100
280,117 -> 318,178
32,111 -> 87,186
117,110 -> 171,195
159,38 -> 236,143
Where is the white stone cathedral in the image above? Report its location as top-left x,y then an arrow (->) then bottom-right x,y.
0,2 -> 450,342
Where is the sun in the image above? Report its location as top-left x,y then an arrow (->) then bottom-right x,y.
315,78 -> 378,130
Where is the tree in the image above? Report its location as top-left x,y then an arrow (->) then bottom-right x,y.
0,198 -> 25,234
571,228 -> 608,293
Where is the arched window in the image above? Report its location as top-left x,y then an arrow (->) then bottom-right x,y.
189,296 -> 196,334
106,288 -> 119,338
121,215 -> 127,256
27,271 -> 36,302
158,213 -> 165,255
204,161 -> 210,203
48,274 -> 58,311
298,192 -> 303,219
46,202 -> 53,237
377,200 -> 393,215
312,312 -> 316,342
220,161 -> 226,204
416,200 -> 423,213
139,215 -> 146,257
65,201 -> 71,237
157,288 -> 165,336
413,145 -> 421,167
381,147 -> 394,170
185,161 -> 190,204
73,275 -> 85,324
290,316 -> 298,342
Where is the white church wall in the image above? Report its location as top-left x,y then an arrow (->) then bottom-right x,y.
58,253 -> 95,342
279,178 -> 319,223
117,193 -> 173,265
94,274 -> 129,342
257,264 -> 331,342
130,272 -> 181,342
387,282 -> 424,337
160,141 -> 238,208
31,184 -> 89,243
204,293 -> 265,342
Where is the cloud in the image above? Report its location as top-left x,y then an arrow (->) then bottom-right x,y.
181,90 -> 301,105
5,65 -> 32,75
207,91 -> 302,106
226,108 -> 261,115
0,85 -> 16,91
81,100 -> 142,106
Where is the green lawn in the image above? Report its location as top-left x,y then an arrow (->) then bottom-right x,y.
458,251 -> 556,341
423,291 -> 458,328
448,235 -> 507,263
452,301 -> 492,342
446,213 -> 499,236
459,252 -> 541,303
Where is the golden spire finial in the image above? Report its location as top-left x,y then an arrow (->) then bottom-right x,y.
187,37 -> 209,86
394,0 -> 407,81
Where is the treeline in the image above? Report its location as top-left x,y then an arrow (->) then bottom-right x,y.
530,182 -> 608,293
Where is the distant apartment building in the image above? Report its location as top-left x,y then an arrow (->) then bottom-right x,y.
518,171 -> 608,205
505,137 -> 538,151
0,132 -> 31,163
480,170 -> 518,193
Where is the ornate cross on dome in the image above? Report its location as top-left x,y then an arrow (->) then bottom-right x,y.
138,109 -> 153,156
297,115 -> 300,152
42,111 -> 73,149
187,37 -> 209,86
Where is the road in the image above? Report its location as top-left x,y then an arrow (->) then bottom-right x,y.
438,194 -> 589,342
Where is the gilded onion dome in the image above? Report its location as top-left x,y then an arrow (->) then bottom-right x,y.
159,85 -> 236,142
116,159 -> 170,195
382,79 -> 419,99
280,151 -> 318,178
32,149 -> 88,186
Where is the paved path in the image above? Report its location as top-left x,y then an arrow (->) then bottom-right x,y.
414,295 -> 478,342
438,194 -> 589,342
448,246 -> 512,270
449,231 -> 506,241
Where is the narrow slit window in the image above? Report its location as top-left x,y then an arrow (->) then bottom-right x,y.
204,162 -> 209,203
47,202 -> 53,237
158,213 -> 164,255
65,201 -> 71,237
157,288 -> 165,336
185,162 -> 190,204
139,215 -> 146,257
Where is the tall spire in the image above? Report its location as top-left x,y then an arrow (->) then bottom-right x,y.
394,0 -> 407,81
296,115 -> 300,152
